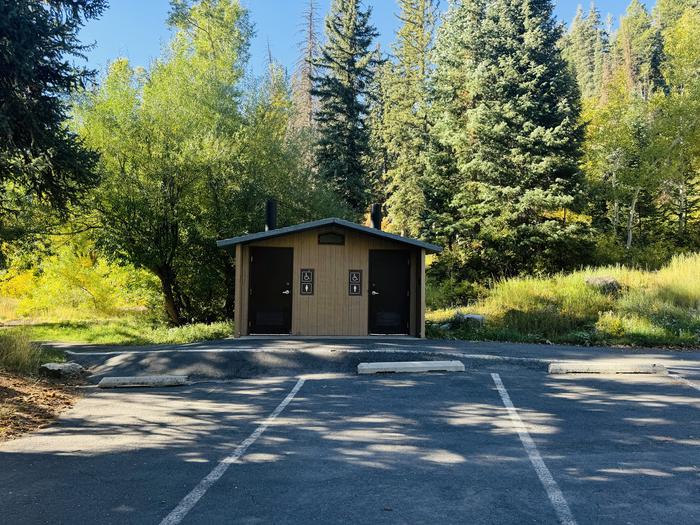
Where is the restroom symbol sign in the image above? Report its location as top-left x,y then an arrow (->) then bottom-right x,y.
348,270 -> 362,296
300,269 -> 314,295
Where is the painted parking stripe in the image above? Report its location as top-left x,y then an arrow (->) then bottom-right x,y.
159,378 -> 306,525
491,373 -> 577,525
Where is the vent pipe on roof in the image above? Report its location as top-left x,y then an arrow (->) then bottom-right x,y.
265,199 -> 277,231
370,203 -> 382,230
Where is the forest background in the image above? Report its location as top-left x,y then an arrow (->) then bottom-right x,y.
2,0 -> 699,349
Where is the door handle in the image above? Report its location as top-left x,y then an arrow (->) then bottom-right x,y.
282,290 -> 291,295
371,291 -> 380,296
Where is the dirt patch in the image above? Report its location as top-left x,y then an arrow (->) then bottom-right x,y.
0,372 -> 83,441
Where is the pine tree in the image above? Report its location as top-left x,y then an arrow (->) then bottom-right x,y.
429,0 -> 591,278
312,0 -> 380,213
381,0 -> 438,236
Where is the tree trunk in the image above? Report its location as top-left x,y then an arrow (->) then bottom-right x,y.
156,265 -> 183,325
626,187 -> 641,250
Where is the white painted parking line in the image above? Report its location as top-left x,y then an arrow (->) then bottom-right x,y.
159,378 -> 306,525
491,373 -> 577,525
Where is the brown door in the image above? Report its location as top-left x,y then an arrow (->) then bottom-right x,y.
368,250 -> 410,335
248,247 -> 293,334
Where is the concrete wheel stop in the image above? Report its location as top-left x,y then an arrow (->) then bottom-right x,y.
548,362 -> 667,375
358,360 -> 465,375
97,375 -> 189,388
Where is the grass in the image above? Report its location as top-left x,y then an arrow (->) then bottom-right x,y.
0,331 -> 65,375
427,253 -> 700,348
0,297 -> 19,321
18,317 -> 234,346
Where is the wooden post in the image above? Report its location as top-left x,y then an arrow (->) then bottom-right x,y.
419,249 -> 426,338
234,243 -> 243,337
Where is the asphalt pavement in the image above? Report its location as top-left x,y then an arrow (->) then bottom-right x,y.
1,366 -> 699,524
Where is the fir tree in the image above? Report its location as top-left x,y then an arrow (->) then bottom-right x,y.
429,0 -> 591,278
562,3 -> 609,100
312,0 -> 380,213
614,0 -> 666,98
381,0 -> 438,236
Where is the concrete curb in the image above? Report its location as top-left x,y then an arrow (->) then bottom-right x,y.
97,375 -> 189,388
548,362 -> 667,375
358,361 -> 465,375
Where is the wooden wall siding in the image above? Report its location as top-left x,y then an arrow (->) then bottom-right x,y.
235,227 -> 422,336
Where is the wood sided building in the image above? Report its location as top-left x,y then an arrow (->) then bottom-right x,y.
217,204 -> 441,338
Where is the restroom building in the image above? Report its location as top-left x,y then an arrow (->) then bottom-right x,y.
216,204 -> 442,337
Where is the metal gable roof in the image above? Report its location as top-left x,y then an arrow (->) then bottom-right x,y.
216,217 -> 442,253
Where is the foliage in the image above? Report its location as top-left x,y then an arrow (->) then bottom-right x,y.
378,0 -> 437,237
427,253 -> 700,347
3,0 -> 700,344
427,0 -> 592,281
75,0 -> 344,325
577,2 -> 700,262
1,239 -> 160,320
312,0 -> 381,213
0,0 -> 104,228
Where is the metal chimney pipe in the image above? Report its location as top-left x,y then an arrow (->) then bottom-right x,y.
370,203 -> 382,230
265,199 -> 277,231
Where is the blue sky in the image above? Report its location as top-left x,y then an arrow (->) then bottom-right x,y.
80,0 -> 652,77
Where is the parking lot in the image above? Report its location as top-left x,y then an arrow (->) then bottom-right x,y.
1,366 -> 699,524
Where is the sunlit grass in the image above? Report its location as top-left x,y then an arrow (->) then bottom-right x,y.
427,253 -> 700,347
0,331 -> 65,374
20,318 -> 234,346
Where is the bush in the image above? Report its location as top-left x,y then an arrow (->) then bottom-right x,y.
1,243 -> 160,321
426,276 -> 487,309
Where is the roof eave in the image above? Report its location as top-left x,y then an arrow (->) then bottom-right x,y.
216,218 -> 442,253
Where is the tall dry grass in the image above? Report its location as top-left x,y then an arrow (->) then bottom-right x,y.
0,331 -> 53,375
427,253 -> 700,347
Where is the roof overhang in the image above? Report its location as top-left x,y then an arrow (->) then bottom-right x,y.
216,218 -> 442,254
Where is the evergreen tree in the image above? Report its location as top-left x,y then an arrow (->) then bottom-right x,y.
0,0 -> 106,219
312,0 -> 380,213
614,0 -> 666,98
366,58 -> 391,205
429,0 -> 591,278
562,3 -> 609,100
381,0 -> 438,236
